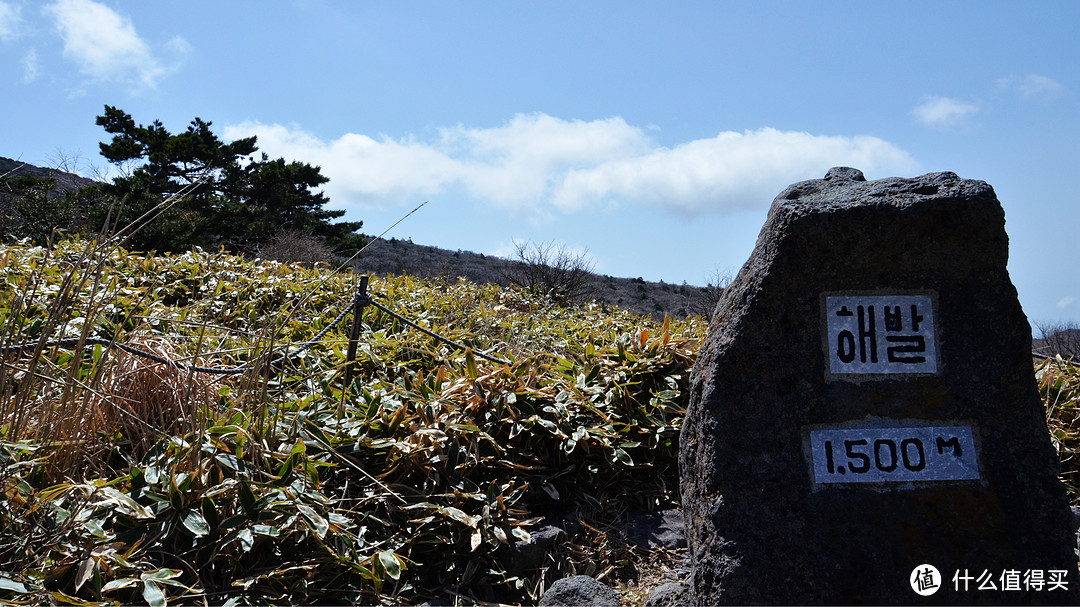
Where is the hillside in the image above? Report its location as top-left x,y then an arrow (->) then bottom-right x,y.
0,156 -> 100,193
352,236 -> 720,319
2,156 -> 721,320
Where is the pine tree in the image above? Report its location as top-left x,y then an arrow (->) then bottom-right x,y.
93,105 -> 363,253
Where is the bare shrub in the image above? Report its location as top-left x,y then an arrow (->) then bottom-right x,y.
256,229 -> 335,267
500,240 -> 595,304
690,267 -> 733,320
1035,320 -> 1080,359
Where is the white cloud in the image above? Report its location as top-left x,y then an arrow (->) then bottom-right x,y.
912,96 -> 980,128
997,74 -> 1066,101
166,35 -> 192,54
439,114 -> 653,207
226,121 -> 465,205
225,114 -> 916,218
551,128 -> 916,214
0,1 -> 23,42
1057,297 -> 1077,311
22,48 -> 38,82
44,0 -> 184,89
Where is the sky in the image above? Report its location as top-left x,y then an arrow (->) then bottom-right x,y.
1,1 -> 1078,327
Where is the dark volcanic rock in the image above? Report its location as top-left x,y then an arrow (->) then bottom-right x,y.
643,581 -> 690,607
538,575 -> 620,606
504,524 -> 565,574
626,509 -> 686,550
680,168 -> 1080,604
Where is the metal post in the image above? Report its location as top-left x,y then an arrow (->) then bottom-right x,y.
344,274 -> 369,389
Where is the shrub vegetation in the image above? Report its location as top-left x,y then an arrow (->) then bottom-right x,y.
0,236 -> 704,605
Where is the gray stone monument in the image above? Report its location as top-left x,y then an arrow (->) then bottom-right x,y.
680,168 -> 1080,604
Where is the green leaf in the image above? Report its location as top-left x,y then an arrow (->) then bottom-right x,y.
297,503 -> 329,539
237,528 -> 254,551
181,509 -> 210,537
0,576 -> 32,594
98,486 -> 155,518
465,349 -> 478,379
201,496 -> 220,530
141,568 -> 184,586
239,481 -> 258,515
440,506 -> 479,528
142,579 -> 166,607
74,557 -> 95,592
377,550 -> 402,580
277,454 -> 297,479
102,578 -> 140,593
214,453 -> 247,473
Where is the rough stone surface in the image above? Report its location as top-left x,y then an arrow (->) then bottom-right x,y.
680,168 -> 1080,604
626,509 -> 686,550
538,575 -> 620,607
504,524 -> 565,574
643,581 -> 690,607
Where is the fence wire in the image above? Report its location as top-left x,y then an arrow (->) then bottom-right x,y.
0,280 -> 511,375
366,297 -> 511,366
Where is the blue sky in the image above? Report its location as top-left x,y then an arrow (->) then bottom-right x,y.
1,1 -> 1078,326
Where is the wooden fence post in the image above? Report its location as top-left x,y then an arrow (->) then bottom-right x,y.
344,274 -> 369,388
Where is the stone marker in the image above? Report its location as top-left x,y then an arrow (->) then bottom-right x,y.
680,168 -> 1080,604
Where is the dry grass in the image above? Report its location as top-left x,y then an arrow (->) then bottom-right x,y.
1040,357 -> 1080,503
89,339 -> 221,457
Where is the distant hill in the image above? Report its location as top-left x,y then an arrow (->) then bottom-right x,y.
1033,326 -> 1080,359
0,156 -> 100,192
1,156 -> 719,319
352,236 -> 719,319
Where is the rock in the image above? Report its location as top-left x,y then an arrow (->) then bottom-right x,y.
538,575 -> 621,607
626,509 -> 686,549
681,168 -> 1080,604
643,581 -> 690,607
503,524 -> 565,574
1073,506 -> 1080,557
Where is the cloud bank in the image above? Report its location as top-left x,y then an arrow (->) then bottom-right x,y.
44,0 -> 187,89
225,114 -> 916,217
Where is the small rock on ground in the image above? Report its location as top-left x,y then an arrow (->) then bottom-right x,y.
539,575 -> 621,607
643,581 -> 690,607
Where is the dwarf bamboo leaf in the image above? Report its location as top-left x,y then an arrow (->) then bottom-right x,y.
297,503 -> 329,539
101,578 -> 139,593
181,509 -> 210,537
377,550 -> 403,580
142,580 -> 165,607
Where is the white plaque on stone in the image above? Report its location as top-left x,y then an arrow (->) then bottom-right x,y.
806,423 -> 980,484
824,294 -> 938,376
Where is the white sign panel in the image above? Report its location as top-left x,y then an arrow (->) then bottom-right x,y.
825,294 -> 938,375
807,424 -> 980,484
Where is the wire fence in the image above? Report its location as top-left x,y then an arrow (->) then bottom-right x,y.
1,266 -> 1072,376
0,274 -> 511,378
